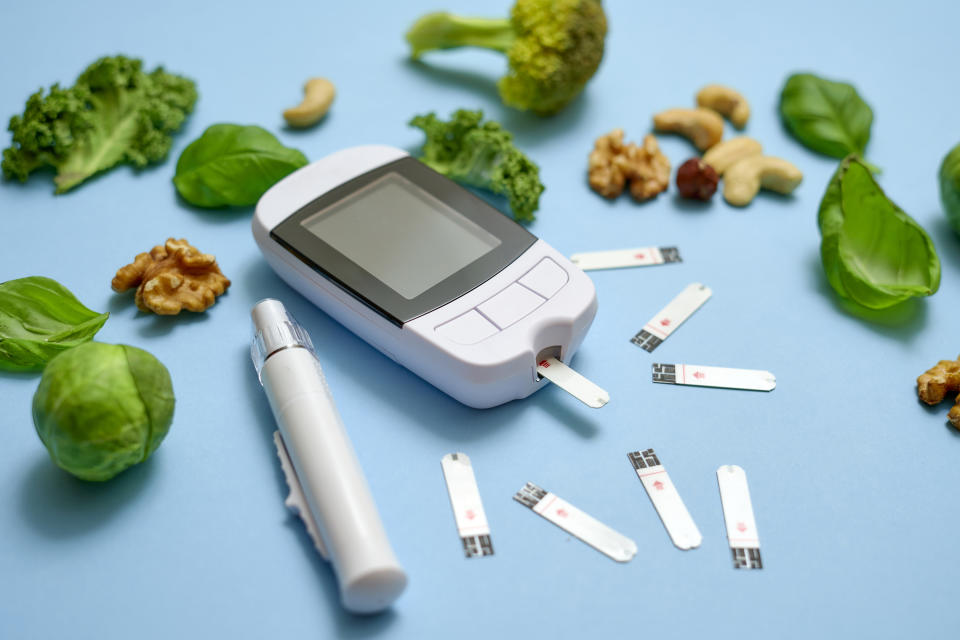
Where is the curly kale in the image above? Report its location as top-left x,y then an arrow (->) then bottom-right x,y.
410,109 -> 544,223
406,0 -> 607,116
2,55 -> 197,193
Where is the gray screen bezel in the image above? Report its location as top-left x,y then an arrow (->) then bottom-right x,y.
270,157 -> 537,326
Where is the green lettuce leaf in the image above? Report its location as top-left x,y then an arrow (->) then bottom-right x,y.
173,124 -> 308,207
0,276 -> 109,371
819,156 -> 940,309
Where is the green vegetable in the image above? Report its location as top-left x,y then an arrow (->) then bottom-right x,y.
410,109 -> 544,222
939,142 -> 960,236
405,0 -> 607,116
779,73 -> 875,164
33,342 -> 174,481
173,124 -> 308,207
819,156 -> 940,309
2,55 -> 197,193
0,277 -> 109,372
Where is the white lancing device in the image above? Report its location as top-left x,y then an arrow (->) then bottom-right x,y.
251,299 -> 407,613
628,449 -> 702,550
717,465 -> 762,570
652,363 -> 776,391
570,246 -> 682,271
631,283 -> 712,352
514,482 -> 637,563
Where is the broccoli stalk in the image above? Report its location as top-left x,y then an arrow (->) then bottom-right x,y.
2,56 -> 197,193
410,109 -> 544,223
405,0 -> 607,116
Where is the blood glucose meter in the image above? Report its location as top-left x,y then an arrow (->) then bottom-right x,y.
253,145 -> 599,409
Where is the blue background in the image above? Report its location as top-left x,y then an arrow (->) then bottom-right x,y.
1,1 -> 957,638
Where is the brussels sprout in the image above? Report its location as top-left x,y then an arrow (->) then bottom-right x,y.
32,342 -> 175,481
940,142 -> 960,236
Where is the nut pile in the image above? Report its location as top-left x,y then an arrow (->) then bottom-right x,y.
588,129 -> 671,202
112,238 -> 231,315
651,84 -> 804,206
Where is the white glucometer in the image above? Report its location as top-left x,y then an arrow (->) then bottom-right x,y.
253,145 -> 600,409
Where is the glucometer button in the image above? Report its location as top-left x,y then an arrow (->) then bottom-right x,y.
477,283 -> 546,329
435,310 -> 499,345
519,258 -> 568,298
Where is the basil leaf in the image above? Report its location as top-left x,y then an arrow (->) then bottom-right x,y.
173,124 -> 308,207
819,156 -> 940,310
0,276 -> 109,371
780,73 -> 874,160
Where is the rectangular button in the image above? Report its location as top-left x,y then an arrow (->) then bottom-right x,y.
518,258 -> 568,298
477,283 -> 545,329
435,310 -> 499,345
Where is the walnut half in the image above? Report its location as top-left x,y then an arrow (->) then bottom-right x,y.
112,238 -> 231,315
588,129 -> 671,202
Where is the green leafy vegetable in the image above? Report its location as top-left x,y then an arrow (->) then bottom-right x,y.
410,109 -> 544,222
939,142 -> 960,236
779,73 -> 874,163
0,276 -> 109,372
405,0 -> 607,116
819,156 -> 940,309
173,124 -> 308,207
2,55 -> 197,193
33,342 -> 174,481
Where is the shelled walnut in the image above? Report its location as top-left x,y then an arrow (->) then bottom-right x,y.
588,129 -> 670,202
112,238 -> 231,315
917,356 -> 960,429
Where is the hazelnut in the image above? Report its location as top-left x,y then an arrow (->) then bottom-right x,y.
676,158 -> 719,201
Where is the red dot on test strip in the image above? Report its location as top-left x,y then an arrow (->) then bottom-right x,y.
660,318 -> 671,327
466,510 -> 475,520
635,253 -> 645,259
737,522 -> 748,532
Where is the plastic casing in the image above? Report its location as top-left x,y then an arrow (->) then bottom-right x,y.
253,146 -> 597,409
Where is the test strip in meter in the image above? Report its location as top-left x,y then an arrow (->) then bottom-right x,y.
514,482 -> 637,563
570,246 -> 681,271
652,363 -> 776,391
717,465 -> 762,569
627,449 -> 702,550
631,283 -> 712,352
441,453 -> 493,558
537,357 -> 609,408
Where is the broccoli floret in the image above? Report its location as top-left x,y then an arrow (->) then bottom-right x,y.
2,55 -> 197,193
406,0 -> 607,116
410,109 -> 544,223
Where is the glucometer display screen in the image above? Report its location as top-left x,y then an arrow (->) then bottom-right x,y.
301,173 -> 501,299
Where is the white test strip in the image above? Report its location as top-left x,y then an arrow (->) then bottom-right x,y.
513,482 -> 637,563
717,465 -> 763,570
652,363 -> 776,391
441,453 -> 494,558
537,357 -> 609,408
570,246 -> 682,271
630,282 -> 712,353
627,449 -> 702,550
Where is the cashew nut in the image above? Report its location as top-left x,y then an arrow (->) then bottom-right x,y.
702,137 -> 763,175
723,156 -> 803,206
283,77 -> 336,128
696,85 -> 750,129
652,108 -> 724,151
